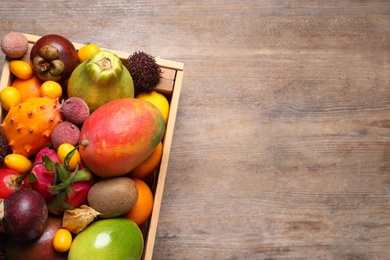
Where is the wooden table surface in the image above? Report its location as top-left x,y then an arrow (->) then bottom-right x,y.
1,1 -> 390,259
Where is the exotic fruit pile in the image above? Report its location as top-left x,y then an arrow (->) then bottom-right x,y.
0,32 -> 171,260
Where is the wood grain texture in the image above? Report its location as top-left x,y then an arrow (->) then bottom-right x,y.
1,1 -> 390,259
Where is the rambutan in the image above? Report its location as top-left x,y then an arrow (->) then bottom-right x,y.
0,134 -> 11,167
126,51 -> 162,95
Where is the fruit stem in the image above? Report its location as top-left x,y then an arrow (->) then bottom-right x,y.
95,57 -> 112,71
11,162 -> 44,188
33,56 -> 51,73
80,139 -> 89,147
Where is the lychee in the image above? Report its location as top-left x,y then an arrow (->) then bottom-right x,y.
61,97 -> 90,125
1,31 -> 29,59
51,121 -> 80,150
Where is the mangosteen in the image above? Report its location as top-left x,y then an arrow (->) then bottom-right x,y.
30,34 -> 79,82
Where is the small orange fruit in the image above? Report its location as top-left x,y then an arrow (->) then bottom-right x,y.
77,43 -> 101,63
0,86 -> 22,111
9,60 -> 33,79
12,75 -> 42,101
53,228 -> 73,252
40,80 -> 63,99
4,154 -> 32,174
57,143 -> 81,171
123,178 -> 154,226
129,142 -> 163,179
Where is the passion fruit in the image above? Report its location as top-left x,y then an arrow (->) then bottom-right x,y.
6,216 -> 67,260
1,189 -> 48,241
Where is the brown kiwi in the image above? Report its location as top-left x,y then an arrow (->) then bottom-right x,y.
87,177 -> 138,219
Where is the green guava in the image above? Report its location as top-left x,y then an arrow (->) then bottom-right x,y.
68,218 -> 144,260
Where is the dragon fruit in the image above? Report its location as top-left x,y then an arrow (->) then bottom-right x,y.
1,97 -> 63,157
29,147 -> 60,202
47,161 -> 94,215
28,146 -> 94,215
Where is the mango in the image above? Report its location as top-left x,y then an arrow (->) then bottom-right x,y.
79,98 -> 165,177
68,218 -> 143,260
67,50 -> 134,112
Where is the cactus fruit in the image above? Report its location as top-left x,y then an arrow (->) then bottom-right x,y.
1,97 -> 63,157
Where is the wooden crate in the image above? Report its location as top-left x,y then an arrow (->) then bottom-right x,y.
0,33 -> 184,260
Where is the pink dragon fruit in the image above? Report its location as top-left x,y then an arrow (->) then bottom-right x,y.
28,146 -> 94,215
29,147 -> 59,202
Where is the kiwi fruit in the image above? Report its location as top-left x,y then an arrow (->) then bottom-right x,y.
87,177 -> 138,219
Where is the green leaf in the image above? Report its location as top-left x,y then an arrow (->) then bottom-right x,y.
56,163 -> 70,183
48,189 -> 75,215
27,172 -> 38,183
42,154 -> 56,172
70,168 -> 92,183
64,147 -> 79,169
